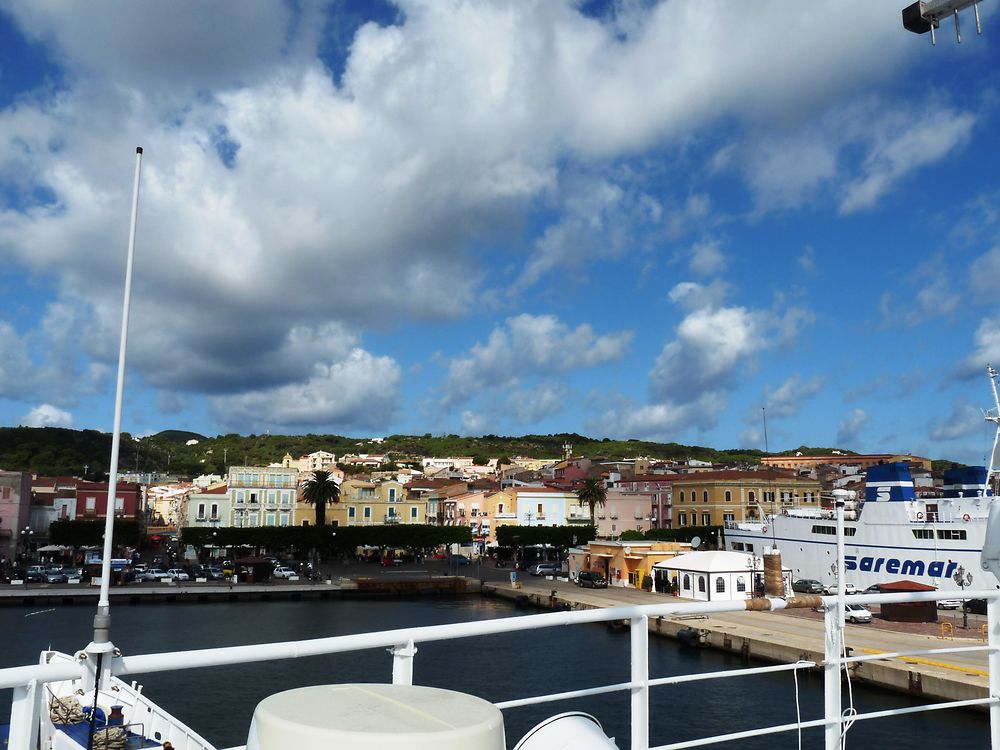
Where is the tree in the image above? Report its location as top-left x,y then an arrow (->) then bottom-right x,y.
576,477 -> 607,521
301,470 -> 341,526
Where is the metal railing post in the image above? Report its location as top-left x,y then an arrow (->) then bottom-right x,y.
988,598 -> 1000,749
824,603 -> 842,749
391,639 -> 418,685
7,680 -> 39,749
631,615 -> 649,750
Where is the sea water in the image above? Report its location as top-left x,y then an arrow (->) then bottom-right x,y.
0,597 -> 988,748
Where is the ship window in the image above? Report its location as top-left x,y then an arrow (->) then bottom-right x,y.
810,525 -> 857,536
715,577 -> 726,593
937,529 -> 967,540
732,542 -> 744,551
912,529 -> 934,539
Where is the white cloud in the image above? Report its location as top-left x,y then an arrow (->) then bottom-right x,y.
798,245 -> 816,272
595,392 -> 726,440
667,280 -> 730,312
21,403 -> 73,428
837,408 -> 868,446
688,239 -> 727,276
763,375 -> 825,418
930,403 -> 983,441
507,382 -> 568,424
0,323 -> 35,400
459,410 -> 490,436
210,349 -> 401,433
444,314 -> 632,405
959,315 -> 1000,378
970,246 -> 1000,298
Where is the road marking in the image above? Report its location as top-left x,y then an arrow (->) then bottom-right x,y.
861,648 -> 988,677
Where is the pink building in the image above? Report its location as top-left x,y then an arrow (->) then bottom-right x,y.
0,471 -> 33,562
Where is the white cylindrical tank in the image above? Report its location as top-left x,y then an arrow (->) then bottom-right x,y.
514,712 -> 619,750
246,684 -> 505,750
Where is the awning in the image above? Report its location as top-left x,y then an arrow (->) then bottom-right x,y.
37,544 -> 69,553
590,553 -> 613,558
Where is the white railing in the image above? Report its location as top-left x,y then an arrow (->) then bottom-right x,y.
1,589 -> 998,750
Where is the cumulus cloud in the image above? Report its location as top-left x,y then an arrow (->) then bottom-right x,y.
444,314 -> 632,406
930,403 -> 983,441
958,315 -> 1000,378
210,349 -> 401,433
507,382 -> 568,424
0,323 -> 35,400
688,239 -> 727,276
970,246 -> 1000,298
21,403 -> 72,428
798,245 -> 816,272
595,392 -> 726,440
837,408 -> 868,446
667,280 -> 730,313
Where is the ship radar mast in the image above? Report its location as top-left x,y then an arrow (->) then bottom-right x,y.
903,0 -> 985,44
987,364 -> 1000,496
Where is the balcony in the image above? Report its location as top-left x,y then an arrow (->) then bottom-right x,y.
384,515 -> 400,524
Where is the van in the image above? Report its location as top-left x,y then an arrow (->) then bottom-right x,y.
577,571 -> 608,588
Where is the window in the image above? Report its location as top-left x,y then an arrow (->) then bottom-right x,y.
198,503 -> 206,518
725,490 -> 732,502
388,488 -> 397,502
210,503 -> 218,519
698,576 -> 706,592
701,513 -> 711,526
748,491 -> 756,504
723,513 -> 734,522
683,574 -> 691,590
736,576 -> 746,592
937,529 -> 967,540
348,507 -> 356,519
804,491 -> 815,503
732,542 -> 745,551
410,506 -> 419,519
537,503 -> 544,517
716,577 -> 725,593
763,491 -> 775,503
236,491 -> 245,504
679,491 -> 685,503
249,492 -> 258,505
678,512 -> 687,526
810,525 -> 858,536
279,513 -> 290,526
497,503 -> 505,514
363,506 -> 372,520
114,497 -> 124,512
86,497 -> 96,512
912,529 -> 934,539
703,491 -> 709,503
265,513 -> 276,527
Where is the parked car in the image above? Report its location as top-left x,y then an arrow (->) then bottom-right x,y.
205,567 -> 225,581
862,584 -> 882,595
136,569 -> 171,582
823,582 -> 858,596
791,579 -> 823,594
844,603 -> 872,623
273,566 -> 298,579
25,565 -> 46,583
186,564 -> 206,579
452,555 -> 471,566
577,571 -> 608,588
937,598 -> 962,610
529,562 -> 561,576
166,568 -> 190,581
44,568 -> 67,584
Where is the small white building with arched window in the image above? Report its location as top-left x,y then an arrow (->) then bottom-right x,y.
652,550 -> 791,602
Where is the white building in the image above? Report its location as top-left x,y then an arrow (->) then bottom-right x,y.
185,485 -> 229,528
653,550 -> 791,602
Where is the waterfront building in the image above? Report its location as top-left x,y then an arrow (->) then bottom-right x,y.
337,478 -> 422,526
568,540 -> 688,588
185,484 -> 228,529
653,550 -> 792,601
421,456 -> 475,472
1,471 -> 33,562
30,476 -> 78,543
670,471 -> 822,527
609,474 -> 681,529
227,466 -> 298,528
761,452 -> 932,473
510,487 -> 577,527
74,481 -> 142,522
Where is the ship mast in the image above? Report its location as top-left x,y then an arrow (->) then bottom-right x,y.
987,364 -> 1000,496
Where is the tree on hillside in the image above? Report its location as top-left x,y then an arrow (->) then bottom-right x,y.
576,477 -> 607,521
301,470 -> 341,526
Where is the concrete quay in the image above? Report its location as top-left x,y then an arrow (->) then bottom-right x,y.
484,575 -> 991,708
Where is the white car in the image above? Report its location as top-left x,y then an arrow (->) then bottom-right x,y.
273,566 -> 298,579
824,582 -> 858,596
937,599 -> 962,609
844,603 -> 872,623
166,568 -> 190,581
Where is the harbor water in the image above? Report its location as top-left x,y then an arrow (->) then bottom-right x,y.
0,597 -> 989,748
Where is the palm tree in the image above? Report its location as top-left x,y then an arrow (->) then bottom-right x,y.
301,470 -> 341,526
576,477 -> 607,523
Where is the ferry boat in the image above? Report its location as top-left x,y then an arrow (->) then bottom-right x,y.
724,366 -> 1000,592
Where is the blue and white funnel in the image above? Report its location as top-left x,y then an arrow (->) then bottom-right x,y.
943,466 -> 992,498
865,462 -> 916,502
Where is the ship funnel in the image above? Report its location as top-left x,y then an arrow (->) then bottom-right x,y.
865,463 -> 916,503
943,466 -> 992,498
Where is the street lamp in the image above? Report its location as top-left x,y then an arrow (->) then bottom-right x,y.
20,526 -> 32,562
953,565 -> 973,629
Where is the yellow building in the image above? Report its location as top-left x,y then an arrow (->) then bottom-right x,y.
760,453 -> 931,472
568,540 -> 689,588
336,478 -> 425,526
671,470 -> 823,526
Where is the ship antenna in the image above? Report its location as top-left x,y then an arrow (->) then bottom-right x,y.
987,364 -> 1000,496
91,146 -> 143,647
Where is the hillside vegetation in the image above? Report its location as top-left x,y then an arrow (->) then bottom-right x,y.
0,427 -> 792,478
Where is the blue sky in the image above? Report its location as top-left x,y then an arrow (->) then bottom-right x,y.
1,1 -> 999,465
